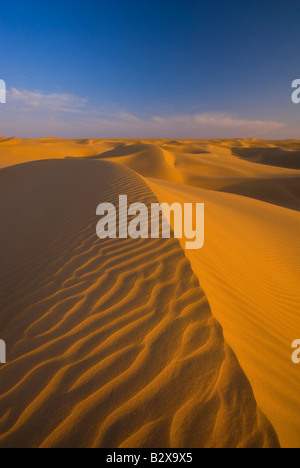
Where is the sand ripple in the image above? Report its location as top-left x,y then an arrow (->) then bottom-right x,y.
0,159 -> 279,448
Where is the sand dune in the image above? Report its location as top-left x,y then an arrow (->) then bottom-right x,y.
0,158 -> 279,448
232,146 -> 300,170
0,137 -> 299,447
146,178 -> 300,449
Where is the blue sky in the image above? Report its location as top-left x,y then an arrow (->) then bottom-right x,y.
1,0 -> 300,138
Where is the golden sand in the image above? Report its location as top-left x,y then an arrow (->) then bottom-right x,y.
0,137 -> 299,447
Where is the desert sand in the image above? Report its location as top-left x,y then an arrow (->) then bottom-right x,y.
0,137 -> 299,448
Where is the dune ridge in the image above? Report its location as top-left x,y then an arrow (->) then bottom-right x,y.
0,158 -> 280,448
59,138 -> 300,447
146,177 -> 300,448
1,138 -> 300,447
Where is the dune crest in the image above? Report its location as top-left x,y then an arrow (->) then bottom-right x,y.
145,176 -> 300,449
0,158 -> 279,448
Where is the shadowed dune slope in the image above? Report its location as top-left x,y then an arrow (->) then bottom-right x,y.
232,147 -> 300,170
91,140 -> 300,208
0,159 -> 279,448
1,137 -> 300,210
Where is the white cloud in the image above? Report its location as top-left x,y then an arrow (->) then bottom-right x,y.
0,88 -> 287,139
9,88 -> 87,112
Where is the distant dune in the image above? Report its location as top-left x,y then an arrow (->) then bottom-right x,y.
0,138 -> 299,447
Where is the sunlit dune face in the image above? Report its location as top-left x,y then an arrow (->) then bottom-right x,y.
0,138 -> 299,447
